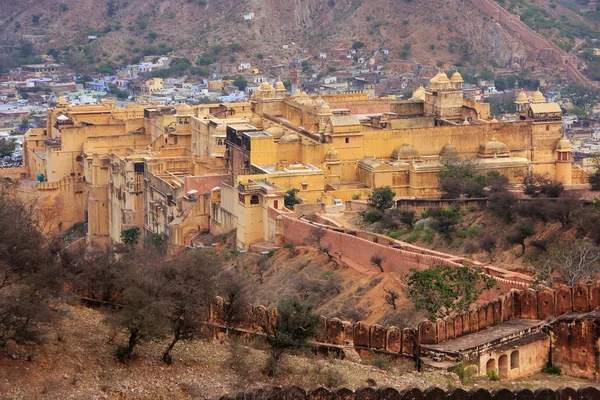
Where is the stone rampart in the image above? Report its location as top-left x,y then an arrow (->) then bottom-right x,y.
418,284 -> 600,345
469,0 -> 592,86
221,386 -> 599,400
207,298 -> 418,358
282,215 -> 462,275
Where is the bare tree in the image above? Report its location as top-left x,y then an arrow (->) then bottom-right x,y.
219,269 -> 249,335
305,226 -> 332,258
532,239 -> 600,287
371,254 -> 386,273
383,288 -> 399,310
159,251 -> 220,364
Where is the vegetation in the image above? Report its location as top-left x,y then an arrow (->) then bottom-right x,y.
262,298 -> 317,376
532,239 -> 600,287
284,188 -> 301,209
0,138 -> 18,158
437,159 -> 509,199
404,265 -> 497,320
368,186 -> 395,211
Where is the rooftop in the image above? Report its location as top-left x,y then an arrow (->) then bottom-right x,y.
422,319 -> 544,354
255,163 -> 322,175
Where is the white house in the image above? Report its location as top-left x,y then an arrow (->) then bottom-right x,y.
243,12 -> 254,20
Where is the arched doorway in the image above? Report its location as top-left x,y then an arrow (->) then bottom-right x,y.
498,354 -> 508,380
486,358 -> 496,375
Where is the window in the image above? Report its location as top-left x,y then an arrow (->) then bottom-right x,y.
302,182 -> 308,190
174,137 -> 178,145
250,195 -> 259,205
510,351 -> 520,369
239,193 -> 245,203
546,125 -> 550,131
345,137 -> 349,143
274,200 -> 279,209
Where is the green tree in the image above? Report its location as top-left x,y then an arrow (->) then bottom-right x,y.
233,76 -> 248,91
507,219 -> 535,256
561,85 -> 600,111
284,188 -> 301,209
404,265 -> 497,320
262,298 -> 318,376
352,41 -> 365,50
120,227 -> 140,245
368,186 -> 395,211
0,138 -> 17,158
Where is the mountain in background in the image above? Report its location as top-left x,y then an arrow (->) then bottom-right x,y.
0,0 -> 599,82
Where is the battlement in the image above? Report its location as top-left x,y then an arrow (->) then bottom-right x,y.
221,386 -> 598,400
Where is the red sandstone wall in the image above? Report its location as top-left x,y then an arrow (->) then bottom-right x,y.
184,174 -> 231,195
419,284 -> 600,346
207,297 -> 418,357
282,216 -> 461,275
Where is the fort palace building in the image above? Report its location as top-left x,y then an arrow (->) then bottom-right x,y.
5,71 -> 586,250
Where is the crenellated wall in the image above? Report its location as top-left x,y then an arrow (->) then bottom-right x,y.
221,385 -> 600,400
417,284 -> 600,346
207,298 -> 418,358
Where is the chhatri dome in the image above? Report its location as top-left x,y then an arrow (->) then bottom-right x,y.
411,85 -> 426,100
531,88 -> 546,103
556,136 -> 572,152
450,71 -> 464,83
440,140 -> 458,159
325,147 -> 340,161
265,126 -> 285,138
515,89 -> 529,104
391,142 -> 419,161
275,81 -> 286,90
279,132 -> 301,143
478,135 -> 509,158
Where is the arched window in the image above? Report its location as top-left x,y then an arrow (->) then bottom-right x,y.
510,350 -> 520,369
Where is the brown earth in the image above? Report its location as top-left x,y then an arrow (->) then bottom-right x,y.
0,0 -> 593,76
0,302 -> 595,399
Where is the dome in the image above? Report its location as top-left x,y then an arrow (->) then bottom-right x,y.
294,90 -> 302,97
478,135 -> 509,158
391,142 -> 419,161
265,126 -> 285,138
321,103 -> 333,114
260,81 -> 273,91
57,96 -> 68,106
275,81 -> 286,90
462,118 -> 470,125
531,88 -> 546,103
325,147 -> 340,161
556,136 -> 572,152
450,71 -> 464,83
249,114 -> 263,128
440,140 -> 458,158
436,71 -> 450,83
315,97 -> 326,105
279,132 -> 301,143
490,117 -> 499,123
515,89 -> 529,104
411,85 -> 426,101
429,74 -> 440,88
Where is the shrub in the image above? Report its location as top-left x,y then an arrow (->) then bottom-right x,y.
367,356 -> 390,370
388,231 -> 402,239
406,231 -> 421,243
318,366 -> 345,387
422,227 -> 435,243
362,208 -> 383,223
542,365 -> 561,375
487,369 -> 500,381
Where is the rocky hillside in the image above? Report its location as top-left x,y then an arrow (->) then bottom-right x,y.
0,0 -> 597,76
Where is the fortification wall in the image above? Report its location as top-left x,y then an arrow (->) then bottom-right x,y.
207,298 -> 418,358
418,284 -> 600,346
469,0 -> 592,86
221,386 -> 599,400
282,216 -> 461,275
0,167 -> 28,181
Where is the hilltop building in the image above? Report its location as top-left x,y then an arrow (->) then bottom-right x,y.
5,72 -> 587,250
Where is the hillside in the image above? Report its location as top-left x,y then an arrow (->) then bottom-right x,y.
0,0 -> 598,78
